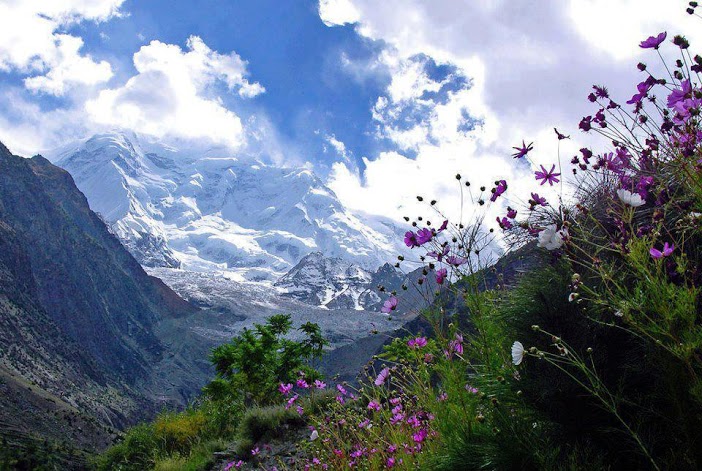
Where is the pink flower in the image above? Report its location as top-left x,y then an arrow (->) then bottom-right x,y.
374,367 -> 390,386
412,429 -> 428,443
285,394 -> 299,410
650,242 -> 674,259
381,296 -> 398,314
278,383 -> 293,395
416,228 -> 433,245
297,379 -> 309,389
251,447 -> 260,456
407,337 -> 428,349
314,379 -> 326,389
387,457 -> 396,467
640,31 -> 667,49
336,384 -> 347,395
367,401 -> 381,411
435,268 -> 447,285
404,231 -> 419,248
465,385 -> 478,394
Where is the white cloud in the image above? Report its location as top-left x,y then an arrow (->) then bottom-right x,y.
320,0 -> 694,224
318,0 -> 360,26
0,0 -> 123,95
86,36 -> 265,149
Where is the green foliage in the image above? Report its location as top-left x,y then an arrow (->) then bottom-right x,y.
205,314 -> 328,405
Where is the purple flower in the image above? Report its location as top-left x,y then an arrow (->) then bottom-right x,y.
511,140 -> 533,159
534,164 -> 561,186
579,116 -> 592,131
416,228 -> 433,245
668,79 -> 692,108
381,296 -> 398,314
336,384 -> 347,395
368,401 -> 381,411
435,268 -> 447,285
408,337 -> 428,349
446,255 -> 467,267
650,242 -> 674,259
374,367 -> 390,386
506,208 -> 517,219
297,379 -> 309,389
404,231 -> 419,248
279,383 -> 293,395
412,429 -> 428,443
251,447 -> 260,456
314,379 -> 326,389
627,79 -> 654,105
639,31 -> 667,49
530,192 -> 548,207
428,245 -> 449,261
387,457 -> 396,468
554,128 -> 570,140
437,220 -> 449,232
490,179 -> 508,202
496,217 -> 512,230
285,394 -> 299,410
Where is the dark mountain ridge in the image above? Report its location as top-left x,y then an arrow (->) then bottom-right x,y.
0,143 -> 199,463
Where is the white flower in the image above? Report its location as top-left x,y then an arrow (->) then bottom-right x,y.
537,225 -> 567,250
511,341 -> 525,365
568,293 -> 577,302
617,189 -> 644,207
310,430 -> 319,441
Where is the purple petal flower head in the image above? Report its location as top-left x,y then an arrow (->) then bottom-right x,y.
437,220 -> 449,232
639,31 -> 667,49
579,115 -> 592,132
506,208 -> 517,219
465,385 -> 479,394
593,85 -> 609,99
534,164 -> 561,186
511,140 -> 533,159
428,245 -> 450,261
412,429 -> 428,443
314,379 -> 326,389
279,383 -> 293,395
381,296 -> 398,314
296,379 -> 309,389
374,367 -> 390,386
627,80 -> 653,105
490,179 -> 508,202
530,192 -> 548,207
387,457 -> 396,468
650,242 -> 674,259
446,255 -> 467,267
497,217 -> 513,230
368,401 -> 381,411
667,79 -> 691,108
554,128 -> 570,140
404,231 -> 419,248
336,383 -> 347,395
435,268 -> 447,285
416,228 -> 433,245
408,336 -> 428,349
251,447 -> 260,456
285,394 -> 299,410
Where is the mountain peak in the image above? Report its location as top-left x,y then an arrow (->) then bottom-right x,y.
50,133 -> 408,278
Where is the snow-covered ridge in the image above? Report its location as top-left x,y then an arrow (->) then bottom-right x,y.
49,131 -> 408,281
274,252 -> 403,310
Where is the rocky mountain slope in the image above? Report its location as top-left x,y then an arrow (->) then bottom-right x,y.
0,142 -> 202,460
48,131 -> 407,281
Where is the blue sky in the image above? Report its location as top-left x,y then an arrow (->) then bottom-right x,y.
0,0 -> 696,219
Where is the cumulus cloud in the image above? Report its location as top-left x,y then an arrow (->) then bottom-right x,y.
0,0 -> 123,95
320,0 -> 695,224
86,36 -> 265,149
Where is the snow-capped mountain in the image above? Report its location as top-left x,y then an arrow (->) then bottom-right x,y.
274,252 -> 404,310
48,131 -> 407,281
